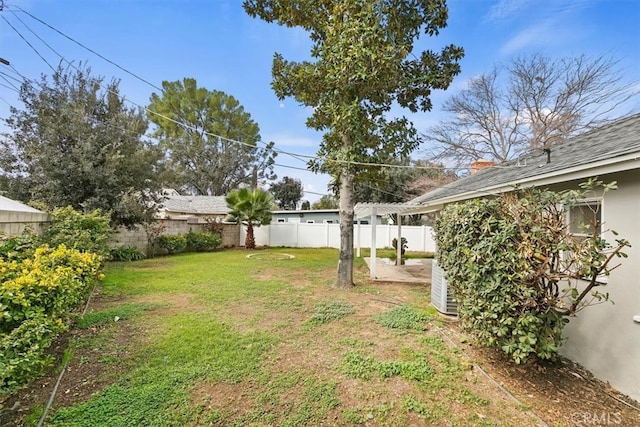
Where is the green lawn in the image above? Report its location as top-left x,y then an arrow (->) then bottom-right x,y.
40,248 -> 533,426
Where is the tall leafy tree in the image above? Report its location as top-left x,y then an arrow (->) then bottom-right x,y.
0,64 -> 162,227
225,188 -> 273,249
311,195 -> 338,210
244,0 -> 463,287
148,78 -> 277,196
353,158 -> 453,204
423,53 -> 638,166
270,176 -> 304,209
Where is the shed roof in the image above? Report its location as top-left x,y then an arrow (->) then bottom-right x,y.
161,195 -> 229,215
410,113 -> 640,210
0,195 -> 44,213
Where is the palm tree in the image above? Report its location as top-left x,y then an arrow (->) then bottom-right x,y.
225,188 -> 273,249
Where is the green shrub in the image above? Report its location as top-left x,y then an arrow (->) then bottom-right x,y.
0,229 -> 40,261
158,234 -> 187,254
434,182 -> 630,364
43,206 -> 112,258
109,246 -> 146,262
186,231 -> 222,252
0,314 -> 65,391
0,244 -> 104,392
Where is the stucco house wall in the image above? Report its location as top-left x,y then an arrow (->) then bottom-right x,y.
558,170 -> 640,402
406,114 -> 640,402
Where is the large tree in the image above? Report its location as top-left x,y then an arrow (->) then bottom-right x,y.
244,0 -> 463,288
148,78 -> 277,195
423,53 -> 638,166
0,64 -> 162,227
353,158 -> 456,204
225,187 -> 273,249
311,195 -> 338,210
270,176 -> 304,209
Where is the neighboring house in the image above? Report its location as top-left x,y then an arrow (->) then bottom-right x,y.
410,113 -> 640,402
0,195 -> 49,236
272,209 -> 384,225
157,189 -> 229,222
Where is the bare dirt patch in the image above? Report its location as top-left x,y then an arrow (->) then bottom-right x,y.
447,328 -> 640,427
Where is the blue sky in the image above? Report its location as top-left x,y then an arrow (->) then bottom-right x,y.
1,0 -> 639,202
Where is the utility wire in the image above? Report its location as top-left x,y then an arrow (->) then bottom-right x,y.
0,75 -> 20,92
8,8 -> 66,62
7,4 -> 165,93
0,70 -> 23,85
0,81 -> 19,93
1,14 -> 56,72
1,5 -> 482,174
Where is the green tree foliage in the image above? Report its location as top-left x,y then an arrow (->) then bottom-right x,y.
434,180 -> 630,363
43,206 -> 113,259
225,188 -> 273,249
244,0 -> 463,287
311,195 -> 339,210
0,64 -> 162,228
148,78 -> 277,196
270,176 -> 304,209
354,158 -> 456,204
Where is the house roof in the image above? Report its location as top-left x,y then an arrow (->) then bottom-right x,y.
161,195 -> 229,215
410,113 -> 640,211
0,195 -> 44,214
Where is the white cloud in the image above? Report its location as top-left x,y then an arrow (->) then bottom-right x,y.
485,0 -> 533,22
499,20 -> 554,56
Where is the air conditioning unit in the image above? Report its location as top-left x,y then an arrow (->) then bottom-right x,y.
431,259 -> 457,315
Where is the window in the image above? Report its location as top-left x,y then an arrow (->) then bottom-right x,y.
568,201 -> 601,239
277,218 -> 285,223
566,199 -> 606,283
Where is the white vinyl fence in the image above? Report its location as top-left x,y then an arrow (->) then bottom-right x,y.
241,222 -> 436,252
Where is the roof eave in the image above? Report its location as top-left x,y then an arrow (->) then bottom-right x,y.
413,154 -> 640,212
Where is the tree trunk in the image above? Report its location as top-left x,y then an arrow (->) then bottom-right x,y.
335,169 -> 355,288
245,222 -> 255,249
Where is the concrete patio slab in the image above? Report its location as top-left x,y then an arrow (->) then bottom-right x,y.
363,257 -> 432,284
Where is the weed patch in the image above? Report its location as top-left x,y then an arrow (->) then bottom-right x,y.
342,350 -> 432,382
307,301 -> 355,326
375,305 -> 432,331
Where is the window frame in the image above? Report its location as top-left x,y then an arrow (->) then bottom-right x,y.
565,197 -> 607,284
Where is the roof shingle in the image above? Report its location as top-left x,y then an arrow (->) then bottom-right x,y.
412,114 -> 640,205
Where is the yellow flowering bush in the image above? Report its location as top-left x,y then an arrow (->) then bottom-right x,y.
0,244 -> 103,393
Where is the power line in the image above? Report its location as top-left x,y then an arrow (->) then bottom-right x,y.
0,74 -> 20,91
7,8 -> 66,62
0,81 -> 19,93
7,4 -> 165,93
1,14 -> 56,72
1,5 -> 481,175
